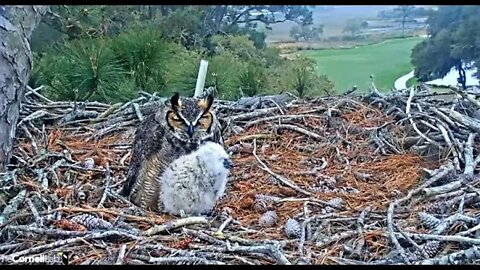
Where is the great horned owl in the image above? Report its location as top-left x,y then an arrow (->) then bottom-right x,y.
159,141 -> 233,216
120,92 -> 224,211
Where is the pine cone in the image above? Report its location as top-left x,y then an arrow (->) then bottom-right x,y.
418,212 -> 441,229
325,197 -> 343,213
227,144 -> 242,154
83,158 -> 95,169
328,197 -> 344,207
254,194 -> 281,211
309,186 -> 330,193
227,142 -> 253,154
413,241 -> 441,259
422,201 -> 447,214
318,177 -> 337,189
284,218 -> 301,238
340,186 -> 359,194
422,241 -> 441,258
253,200 -> 268,212
265,176 -> 278,185
70,213 -> 113,230
258,210 -> 277,228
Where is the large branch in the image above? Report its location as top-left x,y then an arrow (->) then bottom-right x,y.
228,6 -> 301,26
236,17 -> 290,25
40,9 -> 70,36
229,6 -> 257,26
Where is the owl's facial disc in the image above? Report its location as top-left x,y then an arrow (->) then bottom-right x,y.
166,93 -> 215,143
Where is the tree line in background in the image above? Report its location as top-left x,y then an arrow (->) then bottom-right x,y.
2,5 -> 479,172
411,5 -> 480,89
20,5 -> 480,101
288,5 -> 432,44
29,5 -> 335,103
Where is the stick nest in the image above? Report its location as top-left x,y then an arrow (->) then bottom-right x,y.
1,86 -> 480,265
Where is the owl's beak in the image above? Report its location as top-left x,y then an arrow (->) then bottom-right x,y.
187,124 -> 195,138
223,158 -> 233,169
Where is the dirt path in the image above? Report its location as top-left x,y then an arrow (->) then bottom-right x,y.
394,70 -> 414,90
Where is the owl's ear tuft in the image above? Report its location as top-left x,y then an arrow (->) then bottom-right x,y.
206,93 -> 214,109
170,92 -> 181,111
198,93 -> 214,111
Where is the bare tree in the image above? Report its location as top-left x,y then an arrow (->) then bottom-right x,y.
343,19 -> 362,38
394,5 -> 415,38
0,5 -> 49,172
290,24 -> 324,42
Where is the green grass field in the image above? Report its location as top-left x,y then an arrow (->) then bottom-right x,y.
302,37 -> 425,92
406,76 -> 418,87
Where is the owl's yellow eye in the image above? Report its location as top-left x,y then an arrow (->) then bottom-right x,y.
197,112 -> 213,129
166,111 -> 185,129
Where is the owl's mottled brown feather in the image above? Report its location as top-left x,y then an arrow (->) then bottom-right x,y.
120,93 -> 223,212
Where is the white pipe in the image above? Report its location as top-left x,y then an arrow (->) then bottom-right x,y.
194,60 -> 209,97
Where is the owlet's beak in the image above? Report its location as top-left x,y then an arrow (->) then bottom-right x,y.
223,158 -> 233,169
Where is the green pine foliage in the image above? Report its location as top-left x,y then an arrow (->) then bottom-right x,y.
31,38 -> 126,103
239,60 -> 268,97
31,22 -> 335,103
110,29 -> 170,93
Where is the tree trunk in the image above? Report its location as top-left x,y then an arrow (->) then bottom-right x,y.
147,5 -> 155,20
207,5 -> 228,35
215,5 -> 228,32
457,64 -> 467,90
460,67 -> 467,90
0,5 -> 49,172
159,5 -> 170,17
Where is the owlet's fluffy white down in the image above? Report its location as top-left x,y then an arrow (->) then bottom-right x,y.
158,142 -> 233,216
